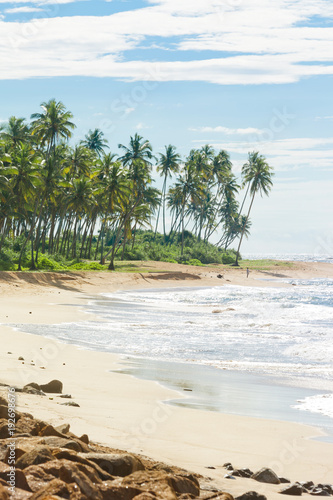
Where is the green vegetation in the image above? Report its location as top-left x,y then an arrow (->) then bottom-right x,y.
0,99 -> 274,272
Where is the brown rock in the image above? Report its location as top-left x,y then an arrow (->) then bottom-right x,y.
39,425 -> 67,438
251,467 -> 280,484
99,482 -> 143,500
79,434 -> 89,445
15,416 -> 43,436
0,484 -> 8,500
39,380 -> 63,394
0,397 -> 7,407
54,423 -> 70,434
236,492 -> 267,500
15,446 -> 54,470
0,421 -> 9,439
59,462 -> 103,499
51,450 -> 114,481
0,462 -> 32,492
80,452 -> 144,477
0,406 -> 8,420
120,470 -> 199,499
42,436 -> 83,452
29,478 -> 72,499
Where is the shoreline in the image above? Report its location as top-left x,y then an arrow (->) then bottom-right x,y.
1,261 -> 333,498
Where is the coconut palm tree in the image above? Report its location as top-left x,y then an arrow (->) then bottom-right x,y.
155,145 -> 181,238
81,129 -> 109,157
30,99 -> 75,157
118,133 -> 154,168
234,152 -> 274,265
0,117 -> 31,147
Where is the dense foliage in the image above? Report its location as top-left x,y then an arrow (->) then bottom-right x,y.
0,100 -> 274,271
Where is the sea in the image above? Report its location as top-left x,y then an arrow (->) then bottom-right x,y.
10,253 -> 333,440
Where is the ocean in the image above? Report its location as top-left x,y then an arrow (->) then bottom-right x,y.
10,255 -> 333,439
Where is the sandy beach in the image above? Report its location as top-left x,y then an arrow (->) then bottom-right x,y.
1,261 -> 333,498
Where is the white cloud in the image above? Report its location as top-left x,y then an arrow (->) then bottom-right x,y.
190,125 -> 265,135
192,137 -> 333,171
0,0 -> 333,82
135,122 -> 149,130
5,6 -> 43,13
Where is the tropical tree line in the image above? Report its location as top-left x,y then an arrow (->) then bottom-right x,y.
0,99 -> 274,271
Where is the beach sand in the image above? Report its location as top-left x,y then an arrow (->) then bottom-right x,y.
1,261 -> 333,498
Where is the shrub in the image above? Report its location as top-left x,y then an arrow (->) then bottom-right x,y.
188,258 -> 202,266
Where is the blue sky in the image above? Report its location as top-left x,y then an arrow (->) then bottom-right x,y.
1,0 -> 333,255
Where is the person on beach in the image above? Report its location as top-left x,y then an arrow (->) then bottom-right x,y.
246,267 -> 249,278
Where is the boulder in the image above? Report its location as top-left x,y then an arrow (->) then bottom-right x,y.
309,489 -> 331,496
51,449 -> 114,481
0,484 -> 8,500
279,483 -> 303,495
15,446 -> 54,470
59,462 -> 103,499
28,478 -> 75,499
236,492 -> 267,500
120,470 -> 200,499
22,385 -> 45,396
251,467 -> 281,484
79,452 -> 144,477
54,423 -> 70,434
39,380 -> 63,394
42,436 -> 83,452
39,424 -> 68,438
0,462 -> 31,492
0,421 -> 9,439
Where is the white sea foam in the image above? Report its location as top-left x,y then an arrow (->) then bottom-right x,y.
293,394 -> 333,418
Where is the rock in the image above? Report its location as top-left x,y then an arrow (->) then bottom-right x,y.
279,483 -> 303,495
99,482 -> 143,500
0,462 -> 32,492
120,470 -> 200,499
299,481 -> 314,490
79,434 -> 89,444
279,478 -> 291,484
233,468 -> 253,478
59,462 -> 104,499
169,474 -> 200,496
18,356 -> 24,360
15,446 -> 54,470
57,394 -> 71,398
224,474 -> 236,479
251,467 -> 281,484
79,452 -> 144,477
236,493 -> 267,500
0,407 -> 8,420
60,401 -> 80,407
28,478 -> 75,499
310,489 -> 331,496
0,397 -> 7,407
42,436 -> 83,452
39,424 -> 68,438
51,449 -> 114,481
0,483 -> 8,500
0,421 -> 9,439
54,423 -> 70,434
22,385 -> 45,396
317,484 -> 333,495
223,462 -> 233,468
39,380 -> 63,394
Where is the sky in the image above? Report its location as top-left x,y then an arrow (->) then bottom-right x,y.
1,0 -> 333,255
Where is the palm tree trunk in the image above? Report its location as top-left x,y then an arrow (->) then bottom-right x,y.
234,191 -> 255,266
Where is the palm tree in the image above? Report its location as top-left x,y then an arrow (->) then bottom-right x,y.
155,145 -> 181,238
234,152 -> 274,265
81,129 -> 109,157
118,133 -> 154,168
31,99 -> 76,157
0,116 -> 30,147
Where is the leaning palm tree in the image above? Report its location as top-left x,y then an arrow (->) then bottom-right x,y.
155,145 -> 181,238
234,152 -> 274,265
30,99 -> 76,158
81,129 -> 109,157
